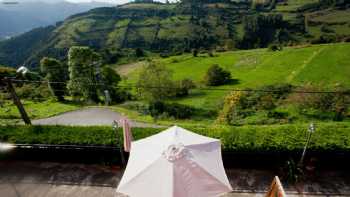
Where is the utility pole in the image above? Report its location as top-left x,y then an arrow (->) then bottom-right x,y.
299,123 -> 315,166
4,78 -> 31,125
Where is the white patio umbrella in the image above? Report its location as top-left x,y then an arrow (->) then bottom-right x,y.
117,126 -> 232,197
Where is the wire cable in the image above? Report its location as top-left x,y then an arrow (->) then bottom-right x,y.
8,79 -> 350,95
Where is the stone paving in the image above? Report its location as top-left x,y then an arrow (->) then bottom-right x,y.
0,161 -> 349,197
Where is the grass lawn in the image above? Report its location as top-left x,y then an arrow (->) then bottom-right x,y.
3,43 -> 350,126
118,43 -> 350,110
275,0 -> 319,12
0,100 -> 81,124
309,9 -> 350,24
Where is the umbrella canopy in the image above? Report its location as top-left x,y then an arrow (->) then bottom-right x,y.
117,126 -> 232,197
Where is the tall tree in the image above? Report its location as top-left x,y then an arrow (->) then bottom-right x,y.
40,57 -> 67,101
241,14 -> 285,49
136,61 -> 175,101
67,46 -> 102,103
100,66 -> 123,103
185,0 -> 218,50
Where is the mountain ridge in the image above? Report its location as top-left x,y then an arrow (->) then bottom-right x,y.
0,0 -> 113,39
1,0 -> 350,68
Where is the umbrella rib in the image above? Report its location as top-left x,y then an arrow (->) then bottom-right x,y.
117,156 -> 165,191
187,158 -> 232,190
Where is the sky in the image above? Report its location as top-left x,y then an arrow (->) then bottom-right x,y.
66,0 -> 173,3
66,0 -> 129,3
0,0 -> 169,4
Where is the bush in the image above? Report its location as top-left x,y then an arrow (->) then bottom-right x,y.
160,52 -> 170,58
175,79 -> 196,97
1,123 -> 350,153
268,43 -> 283,51
135,48 -> 144,57
16,84 -> 51,101
344,36 -> 350,43
203,64 -> 231,86
321,24 -> 335,33
311,34 -> 337,44
217,91 -> 245,125
288,84 -> 349,121
208,50 -> 215,57
218,84 -> 295,125
0,66 -> 16,80
267,110 -> 288,119
148,101 -> 194,119
192,49 -> 199,57
257,94 -> 276,110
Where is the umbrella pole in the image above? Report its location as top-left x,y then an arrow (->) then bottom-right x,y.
119,140 -> 126,167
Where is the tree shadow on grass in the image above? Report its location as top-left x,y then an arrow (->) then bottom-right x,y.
226,78 -> 240,86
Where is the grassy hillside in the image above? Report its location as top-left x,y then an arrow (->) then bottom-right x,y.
1,0 -> 349,68
119,43 -> 350,110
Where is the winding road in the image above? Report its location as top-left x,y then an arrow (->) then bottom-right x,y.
32,107 -> 162,128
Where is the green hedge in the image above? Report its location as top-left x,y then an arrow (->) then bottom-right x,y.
1,123 -> 350,152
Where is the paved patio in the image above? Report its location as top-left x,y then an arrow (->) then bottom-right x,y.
0,161 -> 349,197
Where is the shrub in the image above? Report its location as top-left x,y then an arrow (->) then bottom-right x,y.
16,84 -> 51,101
135,48 -> 144,57
217,91 -> 245,125
192,49 -> 199,57
321,24 -> 335,33
344,36 -> 350,43
267,110 -> 288,119
257,94 -> 276,110
203,64 -> 231,86
0,66 -> 16,80
218,84 -> 295,125
148,101 -> 166,118
160,52 -> 170,58
268,43 -> 283,51
311,34 -> 337,44
175,79 -> 196,97
260,83 -> 293,100
289,85 -> 332,111
288,84 -> 350,121
208,50 -> 215,57
148,101 -> 194,119
1,123 -> 350,153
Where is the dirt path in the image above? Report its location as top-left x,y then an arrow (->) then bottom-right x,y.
32,107 -> 162,128
114,61 -> 146,77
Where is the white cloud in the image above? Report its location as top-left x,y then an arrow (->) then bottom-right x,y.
65,0 -> 167,4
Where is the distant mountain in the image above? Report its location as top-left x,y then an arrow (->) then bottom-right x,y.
0,0 -> 350,68
0,0 -> 113,39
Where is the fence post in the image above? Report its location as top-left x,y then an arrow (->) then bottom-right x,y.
4,78 -> 31,125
